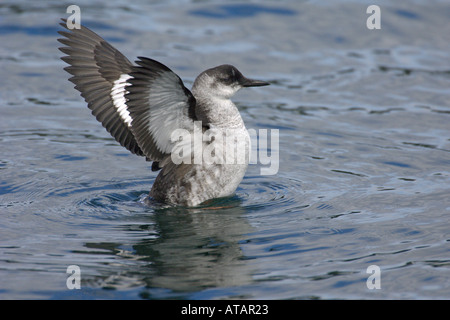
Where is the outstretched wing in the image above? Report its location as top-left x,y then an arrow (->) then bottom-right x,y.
125,57 -> 197,162
57,19 -> 198,168
57,19 -> 143,156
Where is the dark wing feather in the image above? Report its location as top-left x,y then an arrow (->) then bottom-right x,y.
58,19 -> 198,168
57,19 -> 144,156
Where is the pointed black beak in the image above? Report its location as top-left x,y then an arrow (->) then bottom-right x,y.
240,77 -> 270,87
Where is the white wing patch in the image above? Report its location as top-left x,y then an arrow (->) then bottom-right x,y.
111,74 -> 133,127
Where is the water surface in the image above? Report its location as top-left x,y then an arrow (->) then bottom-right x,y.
0,0 -> 449,299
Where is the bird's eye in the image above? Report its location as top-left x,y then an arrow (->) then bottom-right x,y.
220,76 -> 234,85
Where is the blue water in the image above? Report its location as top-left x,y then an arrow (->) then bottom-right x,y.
1,0 -> 449,299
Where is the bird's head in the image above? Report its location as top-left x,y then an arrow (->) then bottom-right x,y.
193,64 -> 269,99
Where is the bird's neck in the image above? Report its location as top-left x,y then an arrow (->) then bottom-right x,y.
194,96 -> 245,129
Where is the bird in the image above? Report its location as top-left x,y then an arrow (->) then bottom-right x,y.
57,19 -> 269,207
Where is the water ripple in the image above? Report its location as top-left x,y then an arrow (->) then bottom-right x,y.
237,175 -> 305,213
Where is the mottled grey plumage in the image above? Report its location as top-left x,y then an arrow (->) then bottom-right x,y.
58,19 -> 269,207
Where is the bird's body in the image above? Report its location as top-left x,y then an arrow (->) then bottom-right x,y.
58,20 -> 269,207
150,126 -> 250,207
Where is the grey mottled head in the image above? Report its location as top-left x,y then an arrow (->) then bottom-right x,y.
192,64 -> 269,99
